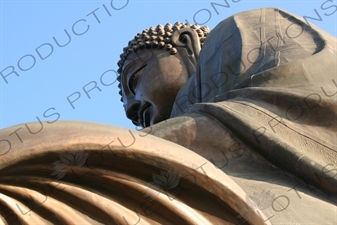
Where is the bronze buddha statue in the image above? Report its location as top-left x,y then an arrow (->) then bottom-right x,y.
1,8 -> 336,224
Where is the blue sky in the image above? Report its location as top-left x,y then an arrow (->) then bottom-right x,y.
0,0 -> 336,130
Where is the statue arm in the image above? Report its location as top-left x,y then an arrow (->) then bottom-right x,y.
0,121 -> 269,225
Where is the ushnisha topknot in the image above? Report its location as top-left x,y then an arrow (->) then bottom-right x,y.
117,22 -> 210,101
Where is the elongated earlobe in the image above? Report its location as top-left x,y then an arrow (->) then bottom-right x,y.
171,28 -> 201,63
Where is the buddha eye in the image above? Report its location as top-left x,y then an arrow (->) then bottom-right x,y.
128,75 -> 136,94
128,64 -> 146,95
128,72 -> 140,95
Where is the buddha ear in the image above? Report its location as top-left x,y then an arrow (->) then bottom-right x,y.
171,28 -> 201,62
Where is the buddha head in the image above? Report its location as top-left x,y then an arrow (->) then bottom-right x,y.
117,22 -> 210,128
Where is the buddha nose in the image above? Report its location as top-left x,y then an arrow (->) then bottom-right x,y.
125,100 -> 141,125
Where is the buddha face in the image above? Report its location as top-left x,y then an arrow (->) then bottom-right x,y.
121,48 -> 195,127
